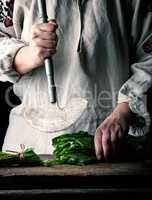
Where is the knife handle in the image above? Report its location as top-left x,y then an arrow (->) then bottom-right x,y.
37,0 -> 56,103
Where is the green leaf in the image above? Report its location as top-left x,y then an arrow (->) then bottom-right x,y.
50,131 -> 97,165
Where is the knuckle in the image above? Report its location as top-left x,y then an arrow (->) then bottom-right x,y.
52,33 -> 58,39
102,135 -> 110,144
100,123 -> 108,131
44,52 -> 50,58
96,127 -> 102,135
52,40 -> 57,46
101,126 -> 107,133
48,23 -> 55,31
116,122 -> 121,128
50,40 -> 54,46
109,125 -> 116,132
50,32 -> 54,36
50,49 -> 56,54
111,137 -> 117,144
49,44 -> 55,49
118,132 -> 123,139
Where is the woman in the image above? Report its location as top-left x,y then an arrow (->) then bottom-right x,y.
0,0 -> 152,160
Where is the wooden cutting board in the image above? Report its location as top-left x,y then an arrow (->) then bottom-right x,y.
33,155 -> 151,176
0,160 -> 152,177
0,160 -> 152,195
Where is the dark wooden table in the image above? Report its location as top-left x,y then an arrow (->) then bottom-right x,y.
0,160 -> 152,200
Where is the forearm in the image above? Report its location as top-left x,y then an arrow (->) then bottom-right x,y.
14,46 -> 37,75
14,21 -> 58,75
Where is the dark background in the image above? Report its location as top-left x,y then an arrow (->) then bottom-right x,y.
0,82 -> 20,150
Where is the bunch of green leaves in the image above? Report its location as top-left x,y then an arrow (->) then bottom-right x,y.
0,152 -> 18,166
0,148 -> 43,166
19,148 -> 43,166
45,131 -> 97,166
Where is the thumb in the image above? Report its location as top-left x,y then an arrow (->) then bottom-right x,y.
48,19 -> 58,27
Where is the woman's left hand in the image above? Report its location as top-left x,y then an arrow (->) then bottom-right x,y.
94,102 -> 133,161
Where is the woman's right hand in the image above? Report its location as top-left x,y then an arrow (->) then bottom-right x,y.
30,20 -> 58,68
14,20 -> 58,75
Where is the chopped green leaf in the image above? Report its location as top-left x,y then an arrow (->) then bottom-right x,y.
50,131 -> 98,165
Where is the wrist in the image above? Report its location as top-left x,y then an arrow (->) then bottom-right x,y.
14,46 -> 37,75
116,102 -> 131,113
113,102 -> 134,124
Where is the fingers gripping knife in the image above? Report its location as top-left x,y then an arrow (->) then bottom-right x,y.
37,0 -> 56,103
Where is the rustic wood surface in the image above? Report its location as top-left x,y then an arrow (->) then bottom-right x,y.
0,161 -> 152,199
0,160 -> 152,177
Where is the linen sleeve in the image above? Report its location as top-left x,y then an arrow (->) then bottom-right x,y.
0,0 -> 26,83
118,0 -> 152,136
